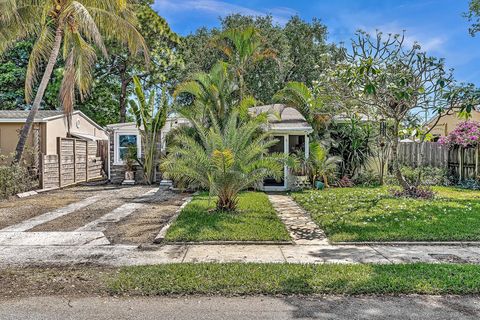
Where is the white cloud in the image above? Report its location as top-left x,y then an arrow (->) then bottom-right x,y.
154,0 -> 296,24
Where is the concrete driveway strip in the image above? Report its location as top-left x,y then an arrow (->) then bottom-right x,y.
1,296 -> 480,320
0,194 -> 104,232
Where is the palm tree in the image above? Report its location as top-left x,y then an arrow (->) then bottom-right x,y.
174,61 -> 256,127
161,111 -> 283,211
215,26 -> 276,100
273,81 -> 327,136
0,0 -> 148,162
307,142 -> 341,188
129,76 -> 168,184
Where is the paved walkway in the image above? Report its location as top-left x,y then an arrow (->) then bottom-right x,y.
268,194 -> 328,245
2,243 -> 480,267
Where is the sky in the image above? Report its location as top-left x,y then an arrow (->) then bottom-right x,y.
152,0 -> 480,87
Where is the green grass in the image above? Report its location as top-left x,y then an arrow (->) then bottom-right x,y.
293,186 -> 480,242
164,192 -> 290,242
108,263 -> 480,295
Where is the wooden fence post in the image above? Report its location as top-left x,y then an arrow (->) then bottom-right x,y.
86,141 -> 89,182
57,137 -> 62,187
73,139 -> 77,183
476,146 -> 479,178
459,147 -> 464,181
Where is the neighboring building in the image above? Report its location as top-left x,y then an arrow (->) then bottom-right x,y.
106,113 -> 189,183
0,110 -> 108,168
249,104 -> 313,191
426,110 -> 480,140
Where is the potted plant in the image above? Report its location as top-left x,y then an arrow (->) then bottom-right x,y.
123,145 -> 137,184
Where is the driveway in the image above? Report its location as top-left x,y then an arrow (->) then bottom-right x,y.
1,295 -> 479,320
0,184 -> 188,247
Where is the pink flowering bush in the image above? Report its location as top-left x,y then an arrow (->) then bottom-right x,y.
439,121 -> 480,148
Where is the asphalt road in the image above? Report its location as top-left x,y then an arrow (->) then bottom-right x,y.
1,295 -> 480,319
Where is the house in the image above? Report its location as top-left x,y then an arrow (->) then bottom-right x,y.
249,104 -> 313,191
107,106 -> 313,190
106,113 -> 189,183
0,110 -> 108,168
427,110 -> 480,140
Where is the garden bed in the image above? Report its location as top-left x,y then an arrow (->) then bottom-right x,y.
293,186 -> 480,242
164,192 -> 291,242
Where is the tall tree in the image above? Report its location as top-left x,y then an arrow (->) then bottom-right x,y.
83,1 -> 182,123
466,0 -> 480,36
178,14 -> 335,104
0,0 -> 148,162
214,26 -> 276,100
334,31 -> 456,193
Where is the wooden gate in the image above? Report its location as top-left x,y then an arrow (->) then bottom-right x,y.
40,138 -> 106,189
448,146 -> 480,180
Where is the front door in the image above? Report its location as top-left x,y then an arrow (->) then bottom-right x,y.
264,135 -> 286,187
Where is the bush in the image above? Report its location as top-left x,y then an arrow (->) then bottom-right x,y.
457,179 -> 480,190
353,170 -> 381,187
385,166 -> 449,187
0,164 -> 37,199
389,186 -> 436,199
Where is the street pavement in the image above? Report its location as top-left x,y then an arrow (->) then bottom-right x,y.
1,295 -> 479,319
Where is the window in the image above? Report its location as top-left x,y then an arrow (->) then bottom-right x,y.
114,131 -> 141,164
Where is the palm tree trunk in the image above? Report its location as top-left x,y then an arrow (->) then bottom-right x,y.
13,26 -> 63,164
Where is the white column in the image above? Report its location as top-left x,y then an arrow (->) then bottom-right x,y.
305,134 -> 309,159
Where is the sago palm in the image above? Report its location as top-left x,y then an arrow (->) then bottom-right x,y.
129,76 -> 168,184
0,0 -> 148,162
161,111 -> 284,211
214,26 -> 276,100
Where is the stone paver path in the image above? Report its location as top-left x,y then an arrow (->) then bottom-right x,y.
268,194 -> 328,245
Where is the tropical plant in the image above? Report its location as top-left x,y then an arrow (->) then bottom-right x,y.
328,117 -> 375,178
129,76 -> 168,184
179,15 -> 334,104
174,61 -> 256,128
1,0 -> 148,162
214,26 -> 276,100
289,141 -> 341,188
273,81 -> 328,136
308,142 -> 341,188
161,111 -> 284,211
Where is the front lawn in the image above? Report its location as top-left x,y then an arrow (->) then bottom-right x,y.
109,263 -> 480,295
293,186 -> 480,242
164,192 -> 290,242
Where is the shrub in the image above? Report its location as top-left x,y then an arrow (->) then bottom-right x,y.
439,121 -> 480,148
0,164 -> 37,199
457,179 -> 480,190
353,170 -> 381,187
389,186 -> 436,199
385,166 -> 449,187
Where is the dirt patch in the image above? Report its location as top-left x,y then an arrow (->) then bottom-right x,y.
0,185 -> 117,230
0,266 -> 115,298
104,191 -> 188,245
30,186 -> 155,232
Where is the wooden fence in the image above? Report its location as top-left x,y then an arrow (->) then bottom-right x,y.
397,142 -> 480,180
40,137 -> 105,189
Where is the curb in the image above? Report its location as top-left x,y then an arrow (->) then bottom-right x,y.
153,196 -> 194,244
332,241 -> 480,246
162,240 -> 294,245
